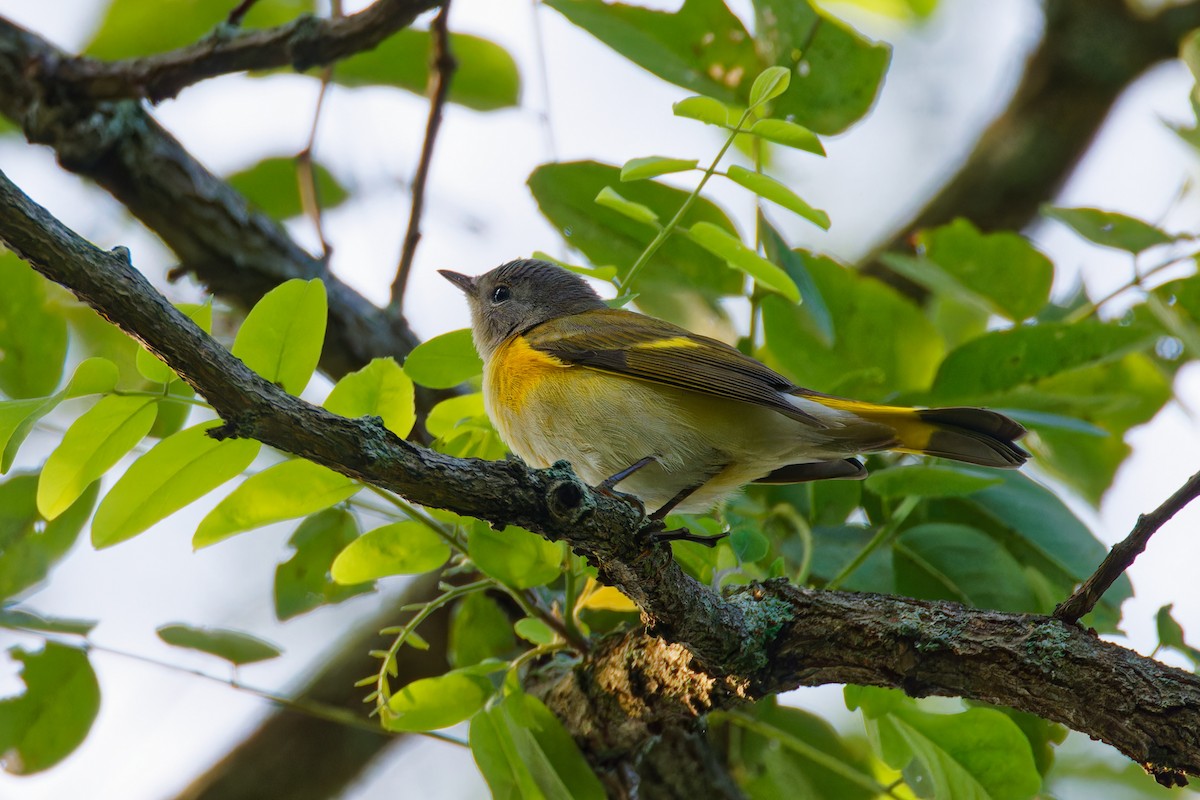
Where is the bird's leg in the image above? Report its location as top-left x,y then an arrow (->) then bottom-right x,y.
597,455 -> 658,493
649,479 -> 729,548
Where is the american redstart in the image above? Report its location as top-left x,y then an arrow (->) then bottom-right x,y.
441,259 -> 1027,518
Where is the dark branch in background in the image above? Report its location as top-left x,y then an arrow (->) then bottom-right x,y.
37,0 -> 442,104
2,170 -> 1199,790
389,0 -> 456,311
0,16 -> 423,382
1056,469 -> 1200,624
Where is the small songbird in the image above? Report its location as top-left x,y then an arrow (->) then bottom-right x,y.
441,259 -> 1027,518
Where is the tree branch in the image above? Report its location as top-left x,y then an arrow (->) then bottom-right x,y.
35,0 -> 442,104
3,167 -> 1199,787
389,0 -> 456,311
1056,469 -> 1200,625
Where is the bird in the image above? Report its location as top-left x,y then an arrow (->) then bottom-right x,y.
440,258 -> 1027,523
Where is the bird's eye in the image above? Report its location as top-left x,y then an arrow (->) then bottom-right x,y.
491,285 -> 511,303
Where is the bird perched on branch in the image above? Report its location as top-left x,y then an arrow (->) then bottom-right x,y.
442,259 -> 1027,523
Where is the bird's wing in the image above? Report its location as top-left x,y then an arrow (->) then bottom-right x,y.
523,308 -> 826,426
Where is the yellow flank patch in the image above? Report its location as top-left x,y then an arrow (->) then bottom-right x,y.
488,335 -> 568,413
630,336 -> 701,350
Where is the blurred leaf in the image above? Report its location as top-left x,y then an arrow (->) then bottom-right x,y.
916,219 -> 1053,321
0,643 -> 99,775
450,592 -> 516,668
468,522 -> 564,589
324,357 -> 416,436
1156,604 -> 1200,668
275,508 -> 372,620
1042,206 -> 1177,253
546,0 -> 759,104
92,422 -> 261,548
384,668 -> 494,732
330,519 -> 450,583
687,222 -> 801,301
761,220 -> 834,346
673,95 -> 737,126
894,523 -> 1037,612
0,254 -> 68,399
86,0 -> 308,58
747,118 -> 825,154
595,186 -> 661,226
753,0 -> 891,134
0,476 -> 97,602
528,161 -> 743,299
471,691 -> 607,800
157,624 -> 282,665
620,156 -> 699,182
38,395 -> 158,520
929,321 -> 1156,403
725,166 -> 830,230
514,617 -> 557,645
866,465 -> 1000,499
231,278 -> 327,395
194,459 -> 360,548
335,29 -> 520,111
227,157 -> 348,220
762,255 -> 942,399
0,608 -> 96,636
749,65 -> 791,106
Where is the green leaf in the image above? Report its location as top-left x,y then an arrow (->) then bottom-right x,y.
762,256 -> 942,398
450,592 -> 516,668
0,608 -> 96,636
0,643 -> 99,774
334,29 -> 520,111
528,161 -> 743,299
546,0 -> 760,104
514,617 -> 557,646
0,476 -> 97,602
725,165 -> 829,230
86,0 -> 308,58
230,278 -> 327,395
687,221 -> 801,301
38,395 -> 158,519
1155,604 -> 1200,667
193,458 -> 360,548
915,219 -> 1053,321
594,186 -> 661,226
887,706 -> 1041,800
383,668 -> 494,732
324,357 -> 416,436
749,65 -> 791,107
894,523 -> 1037,612
157,624 -> 282,666
929,320 -> 1157,403
275,509 -> 372,621
468,523 -> 564,589
92,422 -> 261,548
330,520 -> 450,583
747,118 -> 825,155
402,330 -> 483,390
753,0 -> 891,135
620,156 -> 699,182
136,303 -> 212,385
227,157 -> 348,220
471,691 -> 607,800
673,95 -> 737,126
761,220 -> 834,346
1042,205 -> 1177,254
866,465 -> 1001,499
0,254 -> 68,399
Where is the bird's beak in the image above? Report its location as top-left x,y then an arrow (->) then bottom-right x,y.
438,270 -> 476,295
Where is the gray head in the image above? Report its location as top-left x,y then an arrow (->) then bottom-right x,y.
440,259 -> 607,359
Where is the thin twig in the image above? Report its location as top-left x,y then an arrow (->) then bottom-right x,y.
389,0 -> 456,312
1055,468 -> 1200,624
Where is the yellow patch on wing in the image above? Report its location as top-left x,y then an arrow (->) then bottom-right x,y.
488,334 -> 569,413
630,336 -> 702,350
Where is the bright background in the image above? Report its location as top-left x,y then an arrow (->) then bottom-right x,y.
1,1 -> 1199,797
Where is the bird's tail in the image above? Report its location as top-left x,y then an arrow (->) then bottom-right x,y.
809,397 -> 1030,469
